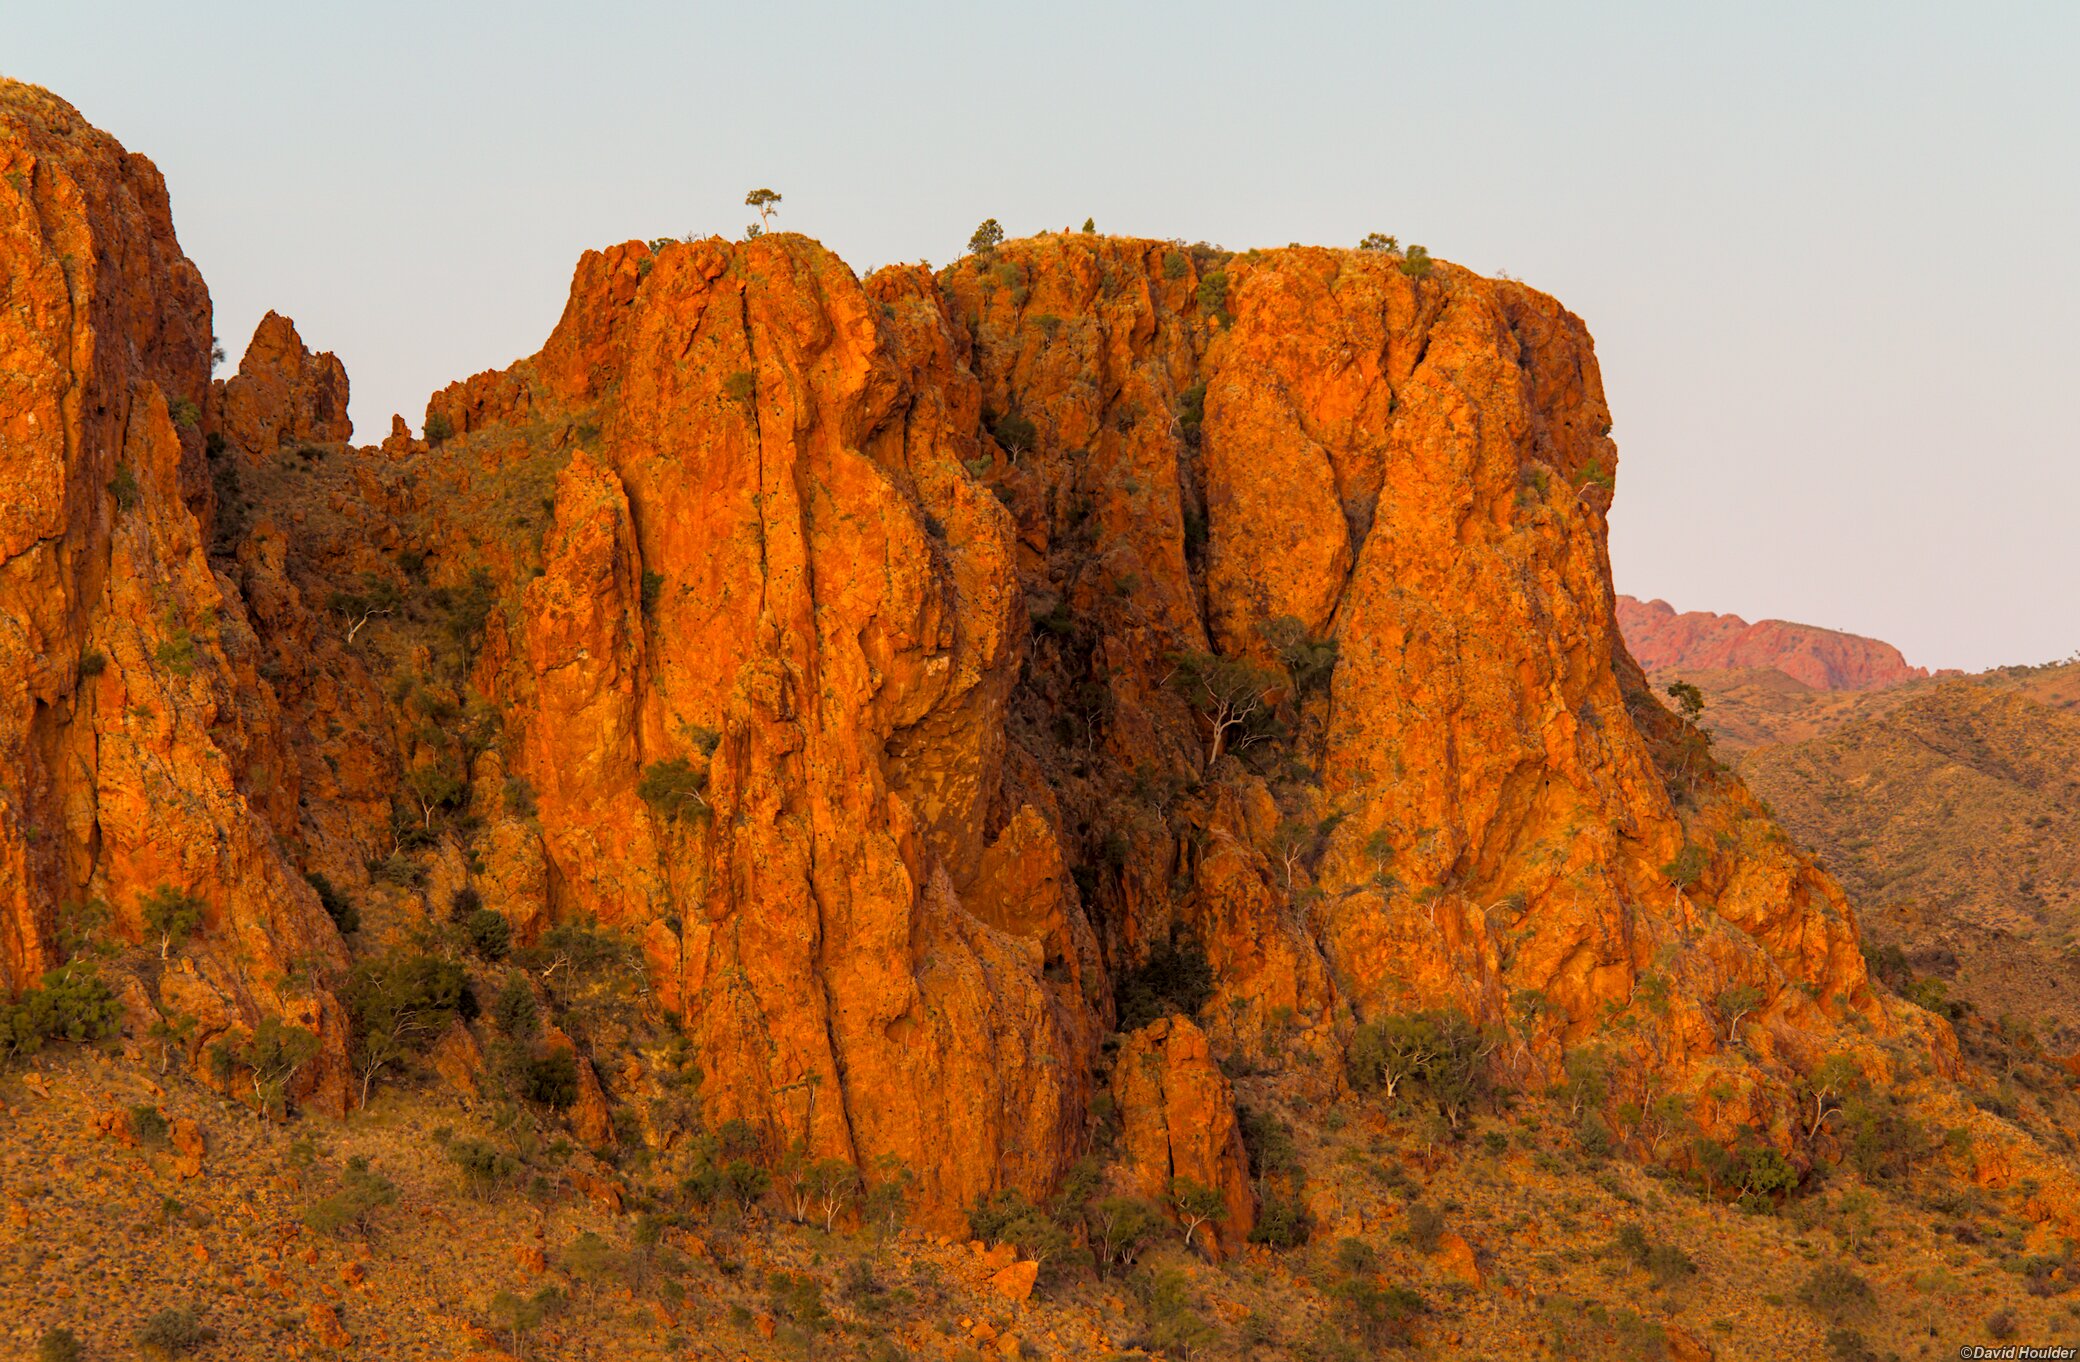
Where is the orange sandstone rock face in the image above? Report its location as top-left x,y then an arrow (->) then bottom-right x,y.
940,234 -> 1937,1128
401,235 -> 1105,1221
0,82 -> 348,1112
215,310 -> 352,459
0,81 -> 1961,1224
1112,1017 -> 1255,1245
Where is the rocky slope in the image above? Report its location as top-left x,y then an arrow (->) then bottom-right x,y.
1617,595 -> 1931,691
1730,662 -> 2080,1045
3,79 -> 2074,1359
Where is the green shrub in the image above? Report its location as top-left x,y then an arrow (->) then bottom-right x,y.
424,411 -> 455,444
1248,1193 -> 1312,1248
1544,1298 -> 1667,1361
1115,940 -> 1214,1032
1826,1328 -> 1878,1362
517,920 -> 633,977
638,757 -> 708,821
343,951 -> 471,1103
1261,614 -> 1338,694
1616,1222 -> 1697,1286
1336,1277 -> 1427,1348
447,1137 -> 518,1197
967,1188 -> 1082,1281
1664,843 -> 1710,889
108,464 -> 141,511
131,1103 -> 172,1147
462,908 -> 512,960
1239,1106 -> 1300,1181
1167,648 -> 1285,769
768,1269 -> 831,1335
306,872 -> 359,935
1400,245 -> 1433,278
154,632 -> 196,676
1349,1009 -> 1493,1127
303,1154 -> 398,1237
369,852 -> 426,887
1401,1200 -> 1445,1253
1798,1263 -> 1876,1323
968,218 -> 1005,254
489,1286 -> 564,1352
1175,379 -> 1207,445
641,568 -> 665,614
1,962 -> 120,1061
503,776 -> 537,818
1089,1195 -> 1167,1271
1163,250 -> 1190,280
1138,1268 -> 1219,1356
77,649 -> 107,679
211,1017 -> 321,1121
493,976 -> 539,1037
436,567 -> 497,659
988,410 -> 1037,457
1359,232 -> 1399,252
137,1306 -> 209,1355
522,1050 -> 579,1108
720,1158 -> 771,1209
36,1328 -> 82,1362
1195,270 -> 1229,316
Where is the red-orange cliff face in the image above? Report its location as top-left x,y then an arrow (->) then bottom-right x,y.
0,83 -> 349,1109
1617,595 -> 1931,691
3,81 -> 1986,1231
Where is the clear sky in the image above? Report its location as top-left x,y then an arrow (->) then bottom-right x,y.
5,1 -> 2074,671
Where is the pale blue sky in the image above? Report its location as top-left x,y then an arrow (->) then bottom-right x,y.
5,1 -> 2074,670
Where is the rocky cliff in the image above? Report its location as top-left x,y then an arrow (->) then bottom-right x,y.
0,81 -> 1982,1231
0,83 -> 350,1110
1617,594 -> 1930,691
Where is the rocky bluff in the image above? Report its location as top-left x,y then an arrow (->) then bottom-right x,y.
1,80 -> 1964,1229
1617,595 -> 1933,692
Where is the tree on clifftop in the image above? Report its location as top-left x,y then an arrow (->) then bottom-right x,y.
745,188 -> 781,227
969,217 -> 1005,254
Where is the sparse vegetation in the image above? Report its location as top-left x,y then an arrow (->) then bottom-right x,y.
139,884 -> 205,959
1349,1009 -> 1495,1127
988,408 -> 1037,457
1116,938 -> 1215,1032
637,756 -> 709,821
108,464 -> 141,510
137,1306 -> 210,1356
0,962 -> 119,1061
1167,649 -> 1283,772
36,1328 -> 83,1362
303,1154 -> 399,1237
344,950 -> 471,1105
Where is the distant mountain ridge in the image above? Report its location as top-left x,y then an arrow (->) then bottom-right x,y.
1616,594 -> 1932,691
